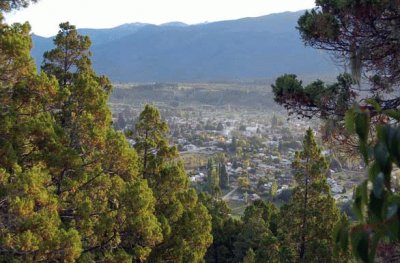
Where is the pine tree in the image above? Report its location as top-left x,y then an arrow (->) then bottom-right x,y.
270,181 -> 278,200
278,128 -> 340,262
200,192 -> 242,263
134,104 -> 212,262
0,14 -> 84,261
206,158 -> 221,196
207,158 -> 214,188
134,104 -> 177,177
219,163 -> 229,190
234,200 -> 280,262
0,19 -> 163,261
115,112 -> 127,130
42,24 -> 164,261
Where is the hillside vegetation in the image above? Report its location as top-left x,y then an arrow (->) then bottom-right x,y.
31,11 -> 340,82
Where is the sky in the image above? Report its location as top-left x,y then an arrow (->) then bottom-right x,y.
5,0 -> 316,37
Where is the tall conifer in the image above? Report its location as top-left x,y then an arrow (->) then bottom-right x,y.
279,129 -> 340,262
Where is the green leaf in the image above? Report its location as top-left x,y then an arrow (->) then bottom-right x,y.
372,172 -> 384,198
351,229 -> 370,263
369,233 -> 382,262
355,110 -> 370,142
369,190 -> 384,221
345,108 -> 355,134
359,142 -> 369,165
334,219 -> 349,255
394,128 -> 400,167
386,196 -> 400,240
357,232 -> 370,263
383,109 -> 400,121
353,182 -> 368,221
368,162 -> 380,182
365,98 -> 382,113
353,108 -> 370,163
374,142 -> 391,175
387,204 -> 400,240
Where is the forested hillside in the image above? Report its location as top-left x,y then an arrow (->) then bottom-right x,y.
31,11 -> 340,82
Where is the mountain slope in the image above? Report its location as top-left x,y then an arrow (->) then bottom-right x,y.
31,11 -> 341,82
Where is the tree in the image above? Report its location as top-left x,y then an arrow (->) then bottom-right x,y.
0,20 -> 163,262
272,2 -> 400,261
0,1 -> 211,262
238,176 -> 250,191
134,104 -> 177,178
269,181 -> 278,200
41,22 -> 98,150
334,107 -> 400,262
207,158 -> 214,185
278,129 -> 340,262
273,1 -> 400,154
115,112 -> 127,130
230,136 -> 238,153
200,192 -> 242,263
272,73 -> 359,155
298,1 -> 400,88
134,105 -> 212,262
219,163 -> 229,190
206,158 -> 220,196
42,22 -> 90,84
234,200 -> 280,262
0,14 -> 85,261
0,0 -> 38,11
243,248 -> 256,263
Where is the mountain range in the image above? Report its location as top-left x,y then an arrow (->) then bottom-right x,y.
31,10 -> 342,83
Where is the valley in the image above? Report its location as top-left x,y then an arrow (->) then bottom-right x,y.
109,82 -> 365,218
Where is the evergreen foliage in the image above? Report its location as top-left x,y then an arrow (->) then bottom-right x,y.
0,13 -> 161,260
134,104 -> 212,262
200,192 -> 241,263
235,200 -> 280,262
218,163 -> 229,190
206,158 -> 220,196
335,107 -> 400,262
278,129 -> 340,262
273,1 -> 400,261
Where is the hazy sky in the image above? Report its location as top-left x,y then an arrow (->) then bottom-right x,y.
5,0 -> 316,37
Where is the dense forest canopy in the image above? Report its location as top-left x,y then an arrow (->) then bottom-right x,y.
0,1 -> 212,260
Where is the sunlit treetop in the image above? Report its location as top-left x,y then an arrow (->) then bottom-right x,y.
0,0 -> 38,12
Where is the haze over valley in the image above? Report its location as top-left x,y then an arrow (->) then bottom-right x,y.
31,11 -> 341,82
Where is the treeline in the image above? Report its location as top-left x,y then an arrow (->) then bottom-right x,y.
110,83 -> 278,110
0,6 -> 211,261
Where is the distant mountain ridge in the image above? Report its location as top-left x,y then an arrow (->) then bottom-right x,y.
31,11 -> 341,82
